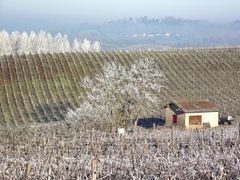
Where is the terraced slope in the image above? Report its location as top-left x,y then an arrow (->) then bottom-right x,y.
0,48 -> 240,127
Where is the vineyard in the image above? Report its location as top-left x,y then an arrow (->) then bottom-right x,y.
0,122 -> 239,179
0,47 -> 240,127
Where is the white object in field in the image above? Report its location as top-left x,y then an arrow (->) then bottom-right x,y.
118,128 -> 125,135
227,116 -> 233,121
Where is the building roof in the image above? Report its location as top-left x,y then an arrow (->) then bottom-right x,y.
164,100 -> 219,114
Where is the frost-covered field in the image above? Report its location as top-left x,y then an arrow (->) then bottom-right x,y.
0,123 -> 239,179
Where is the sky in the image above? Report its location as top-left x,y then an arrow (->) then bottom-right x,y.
0,0 -> 240,22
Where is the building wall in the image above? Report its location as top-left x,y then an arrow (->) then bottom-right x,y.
185,112 -> 219,128
177,114 -> 185,127
165,108 -> 175,126
165,108 -> 219,128
165,108 -> 185,127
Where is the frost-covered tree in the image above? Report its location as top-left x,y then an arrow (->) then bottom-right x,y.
16,32 -> 30,54
62,34 -> 70,52
81,38 -> 91,52
92,41 -> 101,52
46,33 -> 54,53
37,31 -> 48,53
72,38 -> 80,52
0,31 -> 12,55
66,58 -> 166,129
0,30 -> 101,55
10,31 -> 20,53
53,33 -> 64,53
28,31 -> 38,53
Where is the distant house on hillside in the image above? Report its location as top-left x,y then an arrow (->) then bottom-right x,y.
163,100 -> 219,128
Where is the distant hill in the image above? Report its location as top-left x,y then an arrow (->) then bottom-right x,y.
0,47 -> 240,127
234,20 -> 240,24
1,16 -> 240,50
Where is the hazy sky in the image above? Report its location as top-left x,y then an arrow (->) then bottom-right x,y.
0,0 -> 239,22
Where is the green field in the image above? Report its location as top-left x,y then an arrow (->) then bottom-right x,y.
0,48 -> 240,127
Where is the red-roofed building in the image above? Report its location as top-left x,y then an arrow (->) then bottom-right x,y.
163,100 -> 219,128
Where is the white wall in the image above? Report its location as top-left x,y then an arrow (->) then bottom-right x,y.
165,108 -> 219,128
177,114 -> 185,127
185,112 -> 219,128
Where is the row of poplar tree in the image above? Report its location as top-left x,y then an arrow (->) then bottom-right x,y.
0,30 -> 101,55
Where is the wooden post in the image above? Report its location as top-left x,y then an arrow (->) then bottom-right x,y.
125,112 -> 129,130
131,144 -> 136,170
116,114 -> 118,131
119,112 -> 123,128
134,111 -> 139,131
48,151 -> 53,180
221,129 -> 225,166
91,158 -> 97,180
238,123 -> 240,139
24,161 -> 30,180
47,166 -> 52,180
144,139 -> 148,154
112,121 -> 116,134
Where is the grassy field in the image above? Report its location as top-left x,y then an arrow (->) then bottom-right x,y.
0,48 -> 240,127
